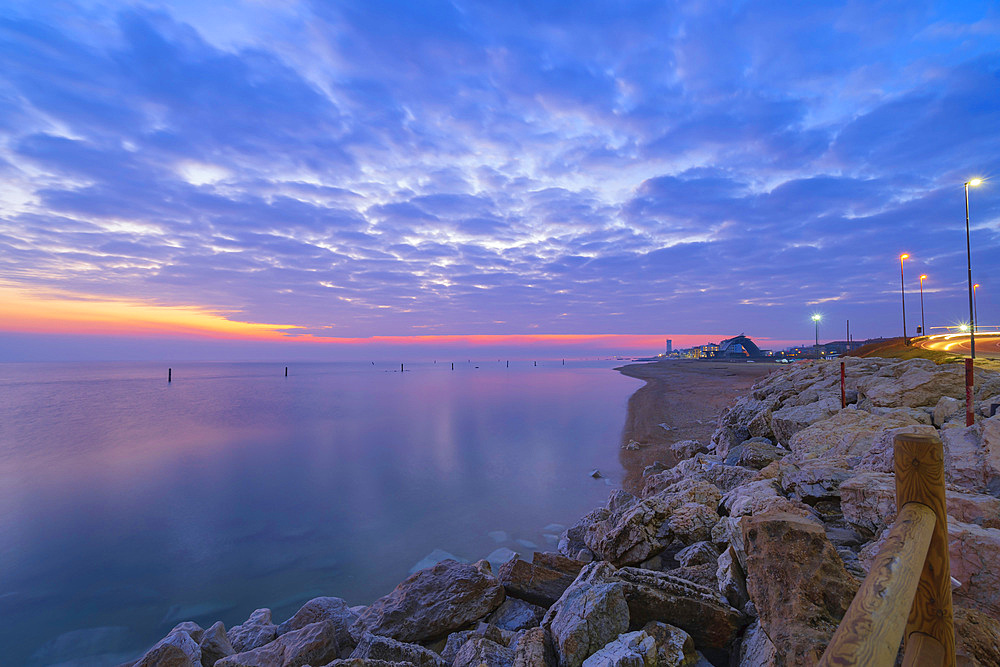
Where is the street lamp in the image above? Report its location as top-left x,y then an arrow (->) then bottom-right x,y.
965,178 -> 982,358
812,313 -> 821,348
899,253 -> 909,342
919,274 -> 927,336
973,283 -> 979,333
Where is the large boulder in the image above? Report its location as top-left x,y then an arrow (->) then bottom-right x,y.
513,627 -> 553,667
498,553 -> 586,608
856,358 -> 966,409
854,425 -> 939,473
711,395 -> 781,458
613,567 -> 744,654
742,510 -> 858,666
200,622 -> 236,667
350,633 -> 448,667
720,480 -> 781,517
585,479 -> 721,566
954,606 -> 1000,667
487,597 -> 546,631
732,438 -> 786,470
769,399 -> 841,446
981,414 -> 1000,494
216,620 -> 339,667
942,425 -> 990,493
933,396 -> 964,427
670,440 -> 709,461
948,519 -> 1000,617
351,559 -> 505,643
580,630 -> 655,667
453,636 -> 515,667
278,597 -> 359,656
641,622 -> 699,667
134,629 -> 202,667
542,564 -> 630,667
777,459 -> 853,505
841,471 -> 1000,535
227,609 -> 278,654
736,620 -> 777,667
716,545 -> 749,610
787,409 -> 921,463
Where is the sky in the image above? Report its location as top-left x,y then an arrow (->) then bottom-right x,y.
1,0 -> 999,361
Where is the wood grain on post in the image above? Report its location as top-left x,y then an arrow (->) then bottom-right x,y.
817,502 -> 935,667
895,432 -> 955,667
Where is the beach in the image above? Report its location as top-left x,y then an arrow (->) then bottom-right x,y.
616,360 -> 776,493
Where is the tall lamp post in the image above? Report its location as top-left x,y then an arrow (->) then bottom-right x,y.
812,313 -> 821,348
919,274 -> 927,336
899,253 -> 909,342
973,283 -> 979,333
965,178 -> 982,358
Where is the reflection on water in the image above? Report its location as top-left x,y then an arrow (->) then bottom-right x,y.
0,360 -> 638,665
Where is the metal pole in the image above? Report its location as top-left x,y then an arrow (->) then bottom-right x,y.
973,285 -> 979,334
900,256 -> 907,342
919,278 -> 925,336
966,183 -> 976,359
815,320 -> 819,347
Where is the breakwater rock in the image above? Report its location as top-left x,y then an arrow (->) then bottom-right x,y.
123,357 -> 1000,667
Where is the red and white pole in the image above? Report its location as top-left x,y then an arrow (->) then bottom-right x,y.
966,358 -> 975,427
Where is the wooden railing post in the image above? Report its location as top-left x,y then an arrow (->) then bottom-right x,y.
894,433 -> 955,667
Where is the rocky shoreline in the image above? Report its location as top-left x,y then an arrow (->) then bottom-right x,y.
122,357 -> 1000,667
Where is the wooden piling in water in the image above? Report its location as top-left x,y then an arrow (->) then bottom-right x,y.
285,366 -> 288,377
168,368 -> 172,383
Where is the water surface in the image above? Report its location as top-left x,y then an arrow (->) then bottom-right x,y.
0,360 -> 637,665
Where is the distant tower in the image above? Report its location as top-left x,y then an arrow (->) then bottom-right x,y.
665,339 -> 672,354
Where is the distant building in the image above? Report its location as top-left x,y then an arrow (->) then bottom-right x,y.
665,339 -> 672,354
695,334 -> 766,359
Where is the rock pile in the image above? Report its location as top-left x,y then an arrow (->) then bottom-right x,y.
122,357 -> 1000,667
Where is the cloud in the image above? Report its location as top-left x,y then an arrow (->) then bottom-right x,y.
0,1 -> 998,355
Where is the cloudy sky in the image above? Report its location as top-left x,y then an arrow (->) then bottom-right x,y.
1,0 -> 998,360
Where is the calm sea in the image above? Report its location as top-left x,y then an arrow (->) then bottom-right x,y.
0,360 -> 639,666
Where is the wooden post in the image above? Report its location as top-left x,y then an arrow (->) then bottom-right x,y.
401,363 -> 404,372
895,432 -> 955,666
841,361 -> 846,409
285,366 -> 288,377
818,503 -> 936,666
168,368 -> 172,383
965,359 -> 974,427
451,362 -> 454,370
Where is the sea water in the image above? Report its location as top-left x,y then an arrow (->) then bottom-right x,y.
0,360 -> 639,665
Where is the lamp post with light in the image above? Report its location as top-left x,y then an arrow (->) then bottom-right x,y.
812,314 -> 821,348
966,178 -> 982,358
899,253 -> 909,342
919,274 -> 927,336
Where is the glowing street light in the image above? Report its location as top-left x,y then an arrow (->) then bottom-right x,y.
899,253 -> 909,342
965,178 -> 982,358
973,283 -> 980,333
811,313 -> 821,348
919,274 -> 927,336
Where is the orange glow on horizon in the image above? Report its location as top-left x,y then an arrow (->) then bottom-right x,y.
0,284 -> 301,341
0,284 -> 746,351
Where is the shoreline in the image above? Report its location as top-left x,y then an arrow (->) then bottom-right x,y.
615,359 -> 775,493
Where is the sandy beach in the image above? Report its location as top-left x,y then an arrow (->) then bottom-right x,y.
616,359 -> 776,493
